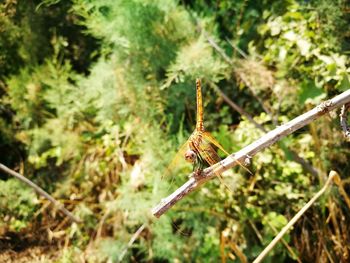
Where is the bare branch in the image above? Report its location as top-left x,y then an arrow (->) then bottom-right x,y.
152,89 -> 350,218
235,72 -> 276,123
0,163 -> 81,223
203,31 -> 233,64
266,222 -> 302,263
205,32 -> 276,123
225,37 -> 248,59
209,81 -> 267,132
118,224 -> 146,262
253,171 -> 337,263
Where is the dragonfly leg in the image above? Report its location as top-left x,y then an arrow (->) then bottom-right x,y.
193,169 -> 202,180
188,168 -> 203,179
193,154 -> 205,180
188,162 -> 201,179
190,165 -> 203,180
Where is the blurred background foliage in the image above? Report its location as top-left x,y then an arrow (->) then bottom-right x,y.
0,0 -> 350,262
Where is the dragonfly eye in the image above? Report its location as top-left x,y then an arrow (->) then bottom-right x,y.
184,150 -> 196,163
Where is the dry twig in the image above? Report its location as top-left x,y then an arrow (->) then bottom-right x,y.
0,163 -> 81,223
253,171 -> 337,263
118,224 -> 146,262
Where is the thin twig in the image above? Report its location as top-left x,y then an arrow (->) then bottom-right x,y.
151,89 -> 350,218
203,31 -> 233,64
225,37 -> 248,59
253,171 -> 337,263
236,72 -> 276,124
229,241 -> 248,263
217,35 -> 278,123
204,31 -> 275,121
0,163 -> 81,223
333,175 -> 350,211
118,223 -> 146,262
267,222 -> 302,263
209,81 -> 267,132
248,219 -> 264,244
200,23 -> 273,116
96,209 -> 110,239
288,150 -> 319,178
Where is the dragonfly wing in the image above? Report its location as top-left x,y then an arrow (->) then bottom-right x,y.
162,140 -> 192,192
203,131 -> 252,175
202,131 -> 229,155
163,140 -> 189,179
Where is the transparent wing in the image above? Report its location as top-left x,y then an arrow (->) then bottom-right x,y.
203,131 -> 252,175
162,140 -> 192,191
202,131 -> 229,155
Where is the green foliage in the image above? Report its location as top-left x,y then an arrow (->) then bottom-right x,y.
257,1 -> 350,94
0,1 -> 24,81
165,35 -> 228,84
298,80 -> 326,104
310,0 -> 349,48
72,0 -> 193,79
0,179 -> 38,231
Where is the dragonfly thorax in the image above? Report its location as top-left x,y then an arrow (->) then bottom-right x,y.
184,149 -> 197,163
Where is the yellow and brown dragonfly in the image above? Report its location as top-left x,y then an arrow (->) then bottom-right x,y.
165,79 -> 245,190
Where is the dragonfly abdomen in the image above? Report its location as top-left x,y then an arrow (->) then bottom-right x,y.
196,79 -> 204,132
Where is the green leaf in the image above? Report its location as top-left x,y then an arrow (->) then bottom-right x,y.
336,73 -> 350,91
298,80 -> 326,104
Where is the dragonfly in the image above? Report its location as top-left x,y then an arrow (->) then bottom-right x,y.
166,79 -> 247,190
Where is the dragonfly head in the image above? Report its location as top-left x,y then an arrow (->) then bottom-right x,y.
184,150 -> 197,163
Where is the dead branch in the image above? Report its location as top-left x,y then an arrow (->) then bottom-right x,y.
210,81 -> 267,132
0,163 -> 81,223
253,171 -> 337,263
118,224 -> 146,262
152,89 -> 350,218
